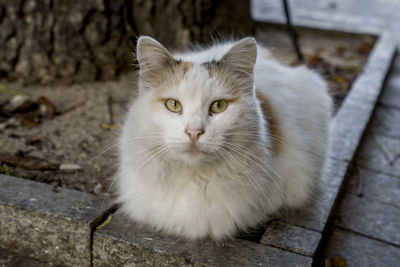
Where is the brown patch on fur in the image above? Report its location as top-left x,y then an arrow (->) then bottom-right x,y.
256,90 -> 283,155
156,60 -> 193,93
179,61 -> 193,75
227,97 -> 239,104
202,61 -> 219,78
201,61 -> 250,95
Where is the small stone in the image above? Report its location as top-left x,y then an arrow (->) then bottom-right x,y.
59,163 -> 82,172
4,95 -> 30,113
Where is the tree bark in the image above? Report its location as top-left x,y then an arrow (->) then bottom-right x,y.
0,0 -> 254,84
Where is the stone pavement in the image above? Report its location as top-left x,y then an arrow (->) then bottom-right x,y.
252,0 -> 400,265
1,1 -> 400,266
323,53 -> 400,266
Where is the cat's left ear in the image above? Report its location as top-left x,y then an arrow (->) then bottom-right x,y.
220,37 -> 257,78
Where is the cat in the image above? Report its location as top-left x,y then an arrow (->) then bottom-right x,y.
116,36 -> 332,241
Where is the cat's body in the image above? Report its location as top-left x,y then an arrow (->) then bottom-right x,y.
117,37 -> 332,240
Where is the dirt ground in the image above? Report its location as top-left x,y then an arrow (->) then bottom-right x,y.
0,26 -> 375,196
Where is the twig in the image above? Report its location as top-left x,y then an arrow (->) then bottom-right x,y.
0,84 -> 23,96
372,134 -> 394,165
107,95 -> 114,125
95,171 -> 115,198
354,163 -> 363,197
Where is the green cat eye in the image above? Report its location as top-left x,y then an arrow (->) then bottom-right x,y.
165,99 -> 182,113
210,100 -> 228,114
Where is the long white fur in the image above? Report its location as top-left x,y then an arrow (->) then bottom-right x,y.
117,36 -> 332,240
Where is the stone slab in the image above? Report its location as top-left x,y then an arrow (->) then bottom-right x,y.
278,157 -> 347,233
379,52 -> 400,109
338,194 -> 400,246
324,228 -> 400,266
346,34 -> 396,104
369,104 -> 400,139
93,212 -> 312,267
347,167 -> 400,208
328,34 -> 396,162
280,183 -> 337,233
320,157 -> 349,192
0,174 -> 110,266
329,100 -> 375,162
356,133 -> 400,178
260,221 -> 322,257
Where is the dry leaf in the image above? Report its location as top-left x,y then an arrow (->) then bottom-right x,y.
357,43 -> 373,54
325,258 -> 348,267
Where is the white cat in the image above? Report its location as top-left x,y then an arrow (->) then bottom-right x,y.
117,36 -> 332,241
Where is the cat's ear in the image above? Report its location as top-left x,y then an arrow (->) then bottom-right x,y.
136,36 -> 176,85
220,37 -> 257,78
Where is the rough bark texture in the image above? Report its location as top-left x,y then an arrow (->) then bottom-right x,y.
0,0 -> 254,84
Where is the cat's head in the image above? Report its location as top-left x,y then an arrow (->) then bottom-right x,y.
134,36 -> 263,166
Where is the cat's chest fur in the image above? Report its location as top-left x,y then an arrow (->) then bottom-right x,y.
117,36 -> 332,241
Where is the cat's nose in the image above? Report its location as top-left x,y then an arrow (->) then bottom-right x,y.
185,127 -> 205,143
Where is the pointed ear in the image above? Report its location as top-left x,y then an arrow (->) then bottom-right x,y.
220,37 -> 257,78
136,36 -> 176,85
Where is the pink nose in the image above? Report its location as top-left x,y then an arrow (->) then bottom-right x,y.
185,128 -> 205,143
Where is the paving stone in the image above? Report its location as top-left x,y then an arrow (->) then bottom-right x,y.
260,221 -> 322,257
379,53 -> 400,108
338,194 -> 400,246
280,182 -> 337,233
93,211 -> 312,267
328,38 -> 396,162
380,78 -> 400,109
278,152 -> 348,235
356,133 -> 400,178
369,104 -> 400,139
324,228 -> 400,266
346,36 -> 395,104
347,167 -> 400,208
0,174 -> 110,266
320,157 -> 349,193
329,99 -> 374,162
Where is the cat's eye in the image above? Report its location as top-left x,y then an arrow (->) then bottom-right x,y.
210,100 -> 228,114
165,99 -> 182,113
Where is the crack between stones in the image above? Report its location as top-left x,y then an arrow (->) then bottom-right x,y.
336,225 -> 400,249
89,203 -> 118,267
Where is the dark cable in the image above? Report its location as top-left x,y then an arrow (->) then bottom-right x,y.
283,0 -> 303,61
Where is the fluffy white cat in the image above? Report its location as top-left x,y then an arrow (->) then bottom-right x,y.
117,36 -> 332,240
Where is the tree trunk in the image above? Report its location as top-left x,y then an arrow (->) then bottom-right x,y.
0,0 -> 254,84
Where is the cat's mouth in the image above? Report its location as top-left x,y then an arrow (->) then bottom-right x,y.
184,144 -> 206,155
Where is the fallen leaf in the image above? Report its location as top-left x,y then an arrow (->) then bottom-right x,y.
38,96 -> 60,118
100,123 -> 120,130
325,258 -> 348,267
0,163 -> 22,177
331,75 -> 349,86
307,51 -> 323,66
357,42 -> 374,54
336,44 -> 346,54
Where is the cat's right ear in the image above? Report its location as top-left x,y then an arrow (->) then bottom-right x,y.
136,36 -> 176,86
